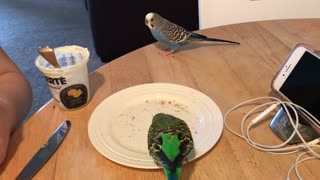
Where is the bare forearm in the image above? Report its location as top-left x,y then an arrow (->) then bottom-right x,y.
0,48 -> 32,164
0,72 -> 32,131
0,48 -> 32,131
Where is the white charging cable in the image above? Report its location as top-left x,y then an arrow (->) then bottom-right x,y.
287,149 -> 320,180
223,96 -> 320,180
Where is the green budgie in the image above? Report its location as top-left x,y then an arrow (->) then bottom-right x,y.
145,12 -> 240,55
148,113 -> 194,180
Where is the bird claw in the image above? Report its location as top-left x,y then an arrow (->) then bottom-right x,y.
164,51 -> 174,56
157,49 -> 175,57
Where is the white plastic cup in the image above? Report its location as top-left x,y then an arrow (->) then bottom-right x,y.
35,45 -> 91,110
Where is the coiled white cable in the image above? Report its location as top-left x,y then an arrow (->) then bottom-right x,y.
286,149 -> 320,180
223,96 -> 320,180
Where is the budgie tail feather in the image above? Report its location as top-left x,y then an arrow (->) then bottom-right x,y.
189,33 -> 240,45
164,166 -> 182,180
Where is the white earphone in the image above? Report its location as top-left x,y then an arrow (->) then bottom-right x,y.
224,96 -> 320,180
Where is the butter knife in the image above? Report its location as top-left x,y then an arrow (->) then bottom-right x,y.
16,120 -> 71,180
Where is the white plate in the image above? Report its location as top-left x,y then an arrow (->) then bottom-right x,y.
88,83 -> 223,169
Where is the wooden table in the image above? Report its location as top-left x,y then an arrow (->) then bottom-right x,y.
1,19 -> 320,180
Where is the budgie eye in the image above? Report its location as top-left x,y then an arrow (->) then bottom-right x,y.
183,138 -> 190,145
151,18 -> 154,22
154,144 -> 161,151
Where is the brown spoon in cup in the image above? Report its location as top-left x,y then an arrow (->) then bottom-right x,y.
38,46 -> 60,68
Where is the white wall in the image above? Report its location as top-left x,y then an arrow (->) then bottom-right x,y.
199,0 -> 320,29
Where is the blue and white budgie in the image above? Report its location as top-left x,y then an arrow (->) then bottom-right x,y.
145,12 -> 240,55
148,113 -> 194,180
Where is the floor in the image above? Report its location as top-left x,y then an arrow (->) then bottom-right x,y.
0,0 -> 104,119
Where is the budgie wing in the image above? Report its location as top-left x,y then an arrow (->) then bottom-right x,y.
160,22 -> 192,44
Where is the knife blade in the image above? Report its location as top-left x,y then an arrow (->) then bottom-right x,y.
16,120 -> 71,180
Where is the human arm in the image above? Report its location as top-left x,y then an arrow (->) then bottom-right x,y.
0,48 -> 32,165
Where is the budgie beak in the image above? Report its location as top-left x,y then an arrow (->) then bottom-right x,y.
145,18 -> 155,30
145,19 -> 153,30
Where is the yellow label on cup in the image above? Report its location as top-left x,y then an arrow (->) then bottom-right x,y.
60,84 -> 88,109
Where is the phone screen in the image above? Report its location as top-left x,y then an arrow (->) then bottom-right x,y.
279,51 -> 320,124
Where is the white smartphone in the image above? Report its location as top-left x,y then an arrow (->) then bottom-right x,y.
272,43 -> 320,134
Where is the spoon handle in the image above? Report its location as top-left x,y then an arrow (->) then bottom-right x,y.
38,46 -> 60,68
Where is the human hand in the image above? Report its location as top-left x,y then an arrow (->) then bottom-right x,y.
0,125 -> 10,165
